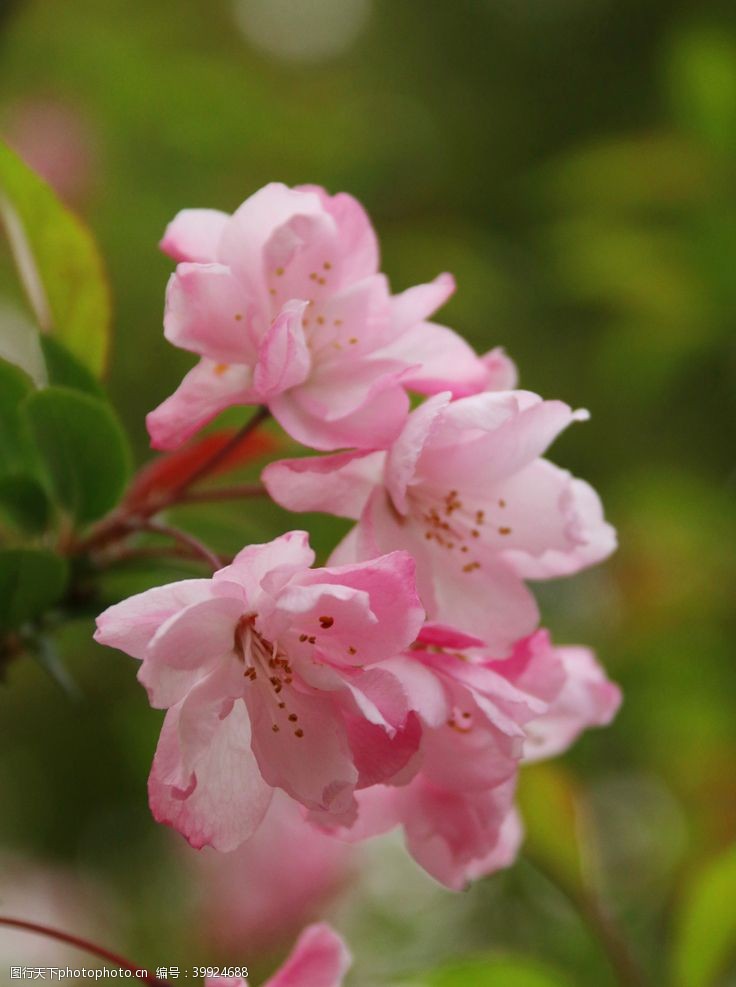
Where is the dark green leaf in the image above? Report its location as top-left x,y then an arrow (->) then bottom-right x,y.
0,357 -> 37,477
0,548 -> 68,631
23,386 -> 131,524
40,335 -> 105,397
0,474 -> 50,534
0,140 -> 111,376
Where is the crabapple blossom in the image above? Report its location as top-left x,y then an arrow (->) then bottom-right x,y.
148,182 -> 488,452
205,922 -> 350,987
321,629 -> 620,889
263,389 -> 617,653
94,532 -> 429,851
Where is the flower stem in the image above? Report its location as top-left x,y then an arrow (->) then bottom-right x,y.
0,916 -> 172,986
139,519 -> 223,571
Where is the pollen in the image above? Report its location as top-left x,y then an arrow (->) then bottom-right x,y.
498,526 -> 512,536
272,724 -> 280,732
348,646 -> 357,655
214,363 -> 229,376
275,266 -> 284,276
316,316 -> 325,325
323,261 -> 332,270
349,337 -> 358,344
299,634 -> 308,642
319,616 -> 334,629
294,728 -> 304,738
288,713 -> 298,722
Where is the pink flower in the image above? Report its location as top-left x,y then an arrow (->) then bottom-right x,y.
147,183 -> 486,452
94,532 -> 427,851
264,390 -> 616,653
190,791 -> 355,954
321,628 -> 620,890
205,923 -> 350,987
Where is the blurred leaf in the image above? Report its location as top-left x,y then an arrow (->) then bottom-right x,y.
23,386 -> 131,524
665,27 -> 736,155
123,425 -> 277,511
517,763 -> 587,891
31,634 -> 82,700
0,548 -> 67,631
672,843 -> 736,987
397,954 -> 573,987
0,356 -> 37,477
40,335 -> 105,397
0,139 -> 111,376
0,474 -> 50,534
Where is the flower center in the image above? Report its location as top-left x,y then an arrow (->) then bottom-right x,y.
410,487 -> 512,574
234,616 -> 304,739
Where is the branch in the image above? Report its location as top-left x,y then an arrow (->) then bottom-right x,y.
0,917 -> 172,986
139,519 -> 223,572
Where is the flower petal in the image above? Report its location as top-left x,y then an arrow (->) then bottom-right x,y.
262,923 -> 351,987
253,300 -> 311,398
160,208 -> 229,263
263,450 -> 384,520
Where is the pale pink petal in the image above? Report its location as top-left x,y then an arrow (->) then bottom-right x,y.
160,208 -> 229,263
163,264 -> 259,364
304,274 -> 393,356
463,807 -> 524,881
214,531 -> 315,605
524,646 -> 622,762
297,184 -> 379,282
147,593 -> 245,670
382,321 -> 489,398
385,392 -> 451,513
146,359 -> 255,451
346,709 -> 422,788
149,695 -> 273,852
390,273 -> 456,335
253,300 -> 311,398
295,357 -> 409,422
482,347 -> 518,390
262,923 -> 351,987
262,450 -> 385,520
262,211 -> 340,311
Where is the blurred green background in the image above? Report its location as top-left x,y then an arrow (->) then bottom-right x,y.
1,0 -> 735,984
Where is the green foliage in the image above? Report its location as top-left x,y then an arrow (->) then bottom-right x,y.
0,357 -> 37,476
0,548 -> 67,631
397,955 -> 573,987
517,764 -> 587,891
672,844 -> 736,987
0,139 -> 111,376
0,475 -> 50,534
40,335 -> 105,397
23,386 -> 131,524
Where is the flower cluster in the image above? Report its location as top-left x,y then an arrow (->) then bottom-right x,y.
96,182 -> 620,890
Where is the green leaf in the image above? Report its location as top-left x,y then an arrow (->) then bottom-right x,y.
0,549 -> 68,631
0,140 -> 111,376
40,335 -> 105,397
23,386 -> 131,524
0,475 -> 50,534
0,357 -> 37,477
517,763 -> 588,891
396,955 -> 573,987
672,843 -> 736,987
31,634 -> 82,700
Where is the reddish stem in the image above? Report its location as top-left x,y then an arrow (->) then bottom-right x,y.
0,916 -> 172,986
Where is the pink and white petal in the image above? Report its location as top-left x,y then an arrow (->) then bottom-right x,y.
381,322 -> 488,398
147,594 -> 245,670
262,211 -> 340,310
146,359 -> 255,451
245,683 -> 358,818
94,579 -> 214,660
385,392 -> 452,513
503,475 -> 617,579
294,551 -> 425,664
270,378 -> 409,452
149,697 -> 273,852
346,711 -> 422,789
253,300 -> 311,398
297,184 -> 379,283
263,923 -> 351,987
308,275 -> 393,356
376,655 -> 449,729
164,264 -> 259,363
482,347 -> 518,391
263,450 -> 384,520
427,553 -> 539,655
160,208 -> 229,263
524,646 -> 622,762
420,708 -> 522,793
214,531 -> 315,608
463,806 -> 524,882
390,273 -> 456,335
297,357 -> 409,423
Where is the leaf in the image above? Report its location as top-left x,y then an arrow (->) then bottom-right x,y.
672,843 -> 736,987
31,634 -> 82,700
0,356 -> 37,477
23,386 -> 131,524
0,549 -> 68,631
517,763 -> 588,891
0,140 -> 111,376
396,954 -> 573,987
123,426 -> 277,511
0,475 -> 50,534
40,335 -> 105,397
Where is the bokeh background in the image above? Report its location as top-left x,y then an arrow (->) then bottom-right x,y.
1,0 -> 735,984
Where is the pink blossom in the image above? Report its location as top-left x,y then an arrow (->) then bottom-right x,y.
264,389 -> 616,653
189,791 -> 355,954
147,183 -> 486,452
94,532 -> 427,851
205,923 -> 350,987
320,628 -> 620,890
